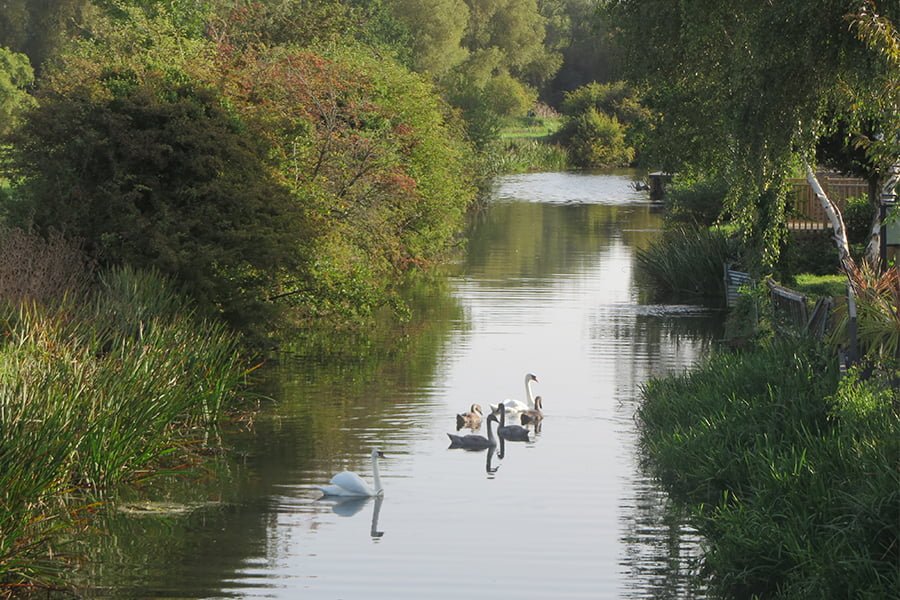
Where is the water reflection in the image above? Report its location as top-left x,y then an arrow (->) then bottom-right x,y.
317,496 -> 385,540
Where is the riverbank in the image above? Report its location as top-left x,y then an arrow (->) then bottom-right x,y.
638,340 -> 898,598
0,265 -> 247,593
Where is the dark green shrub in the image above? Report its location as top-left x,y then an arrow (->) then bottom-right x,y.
6,78 -> 305,336
664,178 -> 728,227
778,230 -> 841,279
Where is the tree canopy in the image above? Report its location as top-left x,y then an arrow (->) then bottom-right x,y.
2,6 -> 477,340
607,0 -> 900,266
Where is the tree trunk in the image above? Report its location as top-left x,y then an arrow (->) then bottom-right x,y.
805,162 -> 853,271
866,163 -> 900,266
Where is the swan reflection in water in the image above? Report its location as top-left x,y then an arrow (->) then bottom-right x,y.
485,437 -> 506,476
316,495 -> 385,539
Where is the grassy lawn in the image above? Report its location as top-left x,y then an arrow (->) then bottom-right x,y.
793,273 -> 847,298
500,116 -> 562,140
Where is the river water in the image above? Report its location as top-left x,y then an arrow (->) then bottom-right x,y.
81,171 -> 722,598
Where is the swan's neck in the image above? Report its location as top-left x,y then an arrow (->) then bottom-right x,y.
487,418 -> 495,441
525,378 -> 535,406
372,453 -> 383,494
500,406 -> 506,427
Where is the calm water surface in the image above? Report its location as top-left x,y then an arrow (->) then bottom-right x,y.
84,171 -> 721,599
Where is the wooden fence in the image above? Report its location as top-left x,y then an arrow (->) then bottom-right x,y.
787,175 -> 869,230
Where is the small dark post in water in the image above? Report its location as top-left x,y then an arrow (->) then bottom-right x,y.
648,172 -> 673,200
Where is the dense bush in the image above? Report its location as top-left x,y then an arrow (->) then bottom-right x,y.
778,230 -> 841,279
3,12 -> 477,341
6,75 -> 305,335
554,80 -> 648,168
842,194 -> 876,245
557,107 -> 633,168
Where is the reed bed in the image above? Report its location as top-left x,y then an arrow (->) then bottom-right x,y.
638,341 -> 898,598
486,139 -> 569,175
634,226 -> 738,301
0,266 -> 246,591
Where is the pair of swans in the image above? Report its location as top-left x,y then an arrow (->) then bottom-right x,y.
315,448 -> 386,497
489,373 -> 539,419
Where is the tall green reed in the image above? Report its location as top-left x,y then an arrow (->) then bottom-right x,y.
485,139 -> 569,175
0,266 -> 246,589
635,227 -> 738,301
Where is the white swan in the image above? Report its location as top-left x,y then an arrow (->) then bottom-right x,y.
490,373 -> 539,417
448,413 -> 499,450
315,449 -> 385,497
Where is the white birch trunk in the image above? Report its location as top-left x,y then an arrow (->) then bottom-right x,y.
865,162 -> 900,265
805,162 -> 853,271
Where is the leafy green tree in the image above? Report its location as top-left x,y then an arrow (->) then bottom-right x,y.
390,0 -> 469,75
0,47 -> 35,136
218,44 -> 476,323
463,0 -> 561,86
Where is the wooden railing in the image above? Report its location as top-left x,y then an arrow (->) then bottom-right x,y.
787,175 -> 869,230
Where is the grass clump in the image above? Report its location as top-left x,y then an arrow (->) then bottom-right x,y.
485,138 -> 569,175
638,341 -> 898,598
0,265 -> 247,591
635,227 -> 739,301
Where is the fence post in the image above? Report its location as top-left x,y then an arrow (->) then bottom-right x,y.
847,282 -> 858,367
